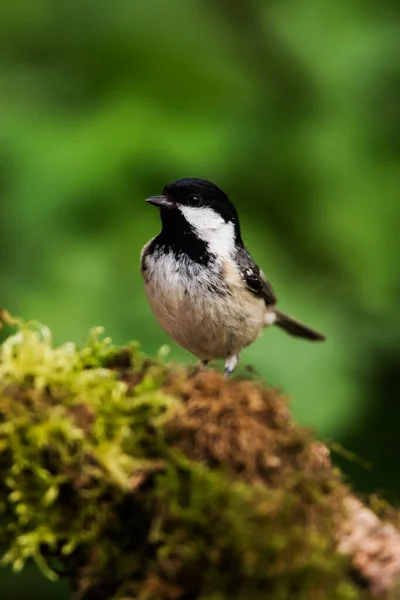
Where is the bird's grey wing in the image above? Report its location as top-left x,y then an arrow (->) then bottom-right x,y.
236,246 -> 277,306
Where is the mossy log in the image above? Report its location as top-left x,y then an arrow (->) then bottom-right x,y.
0,311 -> 400,600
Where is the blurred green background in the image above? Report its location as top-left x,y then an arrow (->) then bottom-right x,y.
0,0 -> 399,597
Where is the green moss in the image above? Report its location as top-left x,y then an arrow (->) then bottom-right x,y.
0,314 -> 373,599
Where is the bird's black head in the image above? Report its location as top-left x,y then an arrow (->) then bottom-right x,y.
163,178 -> 239,224
145,178 -> 242,259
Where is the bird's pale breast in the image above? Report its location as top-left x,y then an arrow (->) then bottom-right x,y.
141,249 -> 265,361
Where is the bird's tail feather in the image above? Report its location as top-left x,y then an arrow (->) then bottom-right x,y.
273,310 -> 326,341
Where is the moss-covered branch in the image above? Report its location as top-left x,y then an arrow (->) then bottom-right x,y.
0,311 -> 399,599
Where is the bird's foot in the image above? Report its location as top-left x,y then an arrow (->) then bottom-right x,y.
223,354 -> 238,378
189,360 -> 208,378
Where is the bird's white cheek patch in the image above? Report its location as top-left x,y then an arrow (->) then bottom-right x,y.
179,205 -> 224,229
179,205 -> 235,258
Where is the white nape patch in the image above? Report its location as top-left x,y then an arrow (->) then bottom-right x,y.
264,311 -> 277,326
179,205 -> 235,258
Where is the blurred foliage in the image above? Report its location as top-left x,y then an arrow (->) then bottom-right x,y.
0,0 -> 399,596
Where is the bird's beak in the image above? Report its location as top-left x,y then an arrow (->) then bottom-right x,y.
145,195 -> 175,209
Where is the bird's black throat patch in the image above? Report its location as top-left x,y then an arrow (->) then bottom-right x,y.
150,206 -> 211,266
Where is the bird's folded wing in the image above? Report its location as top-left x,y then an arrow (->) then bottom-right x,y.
236,246 -> 277,306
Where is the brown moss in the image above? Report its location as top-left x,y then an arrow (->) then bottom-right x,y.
163,371 -> 325,485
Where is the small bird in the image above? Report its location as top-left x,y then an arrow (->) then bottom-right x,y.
141,178 -> 325,376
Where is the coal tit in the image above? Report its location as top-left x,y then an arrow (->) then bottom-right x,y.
141,178 -> 325,376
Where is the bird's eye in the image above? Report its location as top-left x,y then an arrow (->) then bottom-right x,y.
188,194 -> 201,206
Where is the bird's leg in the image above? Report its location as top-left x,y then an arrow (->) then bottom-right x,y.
224,354 -> 238,378
190,360 -> 208,378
